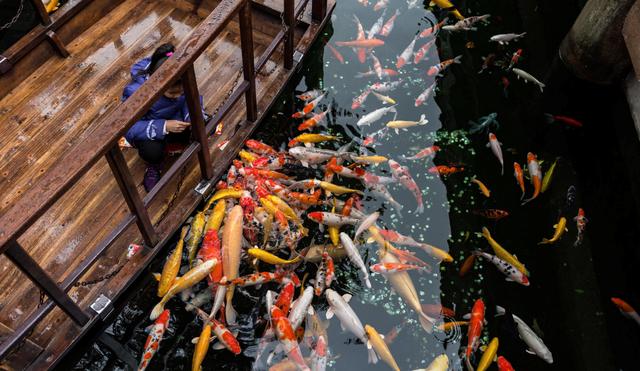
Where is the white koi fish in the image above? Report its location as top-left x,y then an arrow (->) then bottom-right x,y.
496,306 -> 553,364
490,32 -> 526,44
487,132 -> 504,175
340,232 -> 372,288
414,83 -> 436,106
472,251 -> 529,286
512,68 -> 545,92
356,105 -> 397,126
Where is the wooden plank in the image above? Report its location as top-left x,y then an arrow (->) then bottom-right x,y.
182,65 -> 214,180
0,321 -> 43,370
45,30 -> 70,58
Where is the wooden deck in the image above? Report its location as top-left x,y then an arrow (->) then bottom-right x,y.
0,0 -> 333,369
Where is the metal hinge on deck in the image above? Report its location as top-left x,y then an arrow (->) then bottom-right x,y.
90,294 -> 112,318
194,180 -> 212,196
294,51 -> 304,63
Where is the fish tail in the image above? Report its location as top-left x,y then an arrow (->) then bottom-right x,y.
465,356 -> 475,371
418,311 -> 435,333
543,113 -> 555,124
364,276 -> 372,289
150,301 -> 165,320
367,347 -> 379,364
416,203 -> 424,214
520,191 -> 526,200
538,238 -> 550,245
539,83 -> 545,92
453,55 -> 463,64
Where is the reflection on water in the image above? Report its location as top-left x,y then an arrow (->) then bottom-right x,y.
63,1 -> 640,371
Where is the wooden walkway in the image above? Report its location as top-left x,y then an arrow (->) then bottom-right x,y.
0,0 -> 333,369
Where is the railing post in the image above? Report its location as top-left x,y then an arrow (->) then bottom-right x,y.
312,0 -> 327,23
182,65 -> 214,180
284,0 -> 295,69
4,240 -> 90,326
239,0 -> 257,122
31,0 -> 52,25
105,146 -> 159,246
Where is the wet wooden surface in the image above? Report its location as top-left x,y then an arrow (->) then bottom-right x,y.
0,0 -> 334,368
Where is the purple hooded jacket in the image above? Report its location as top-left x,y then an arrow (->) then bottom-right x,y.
122,57 -> 202,144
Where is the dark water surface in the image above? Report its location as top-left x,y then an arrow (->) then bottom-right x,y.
62,0 -> 640,370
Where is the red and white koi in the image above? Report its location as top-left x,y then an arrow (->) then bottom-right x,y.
370,53 -> 383,79
210,318 -> 242,354
138,309 -> 170,371
389,159 -> 424,213
369,80 -> 403,93
369,184 -> 403,214
296,89 -> 324,102
611,297 -> 640,326
370,262 -> 429,274
355,69 -> 398,79
573,208 -> 588,246
396,38 -> 416,69
487,133 -> 504,175
299,105 -> 331,131
352,89 -> 371,110
373,0 -> 388,11
404,145 -> 440,160
246,139 -> 278,156
413,39 -> 436,64
418,19 -> 445,38
472,251 -> 529,286
508,48 -> 523,69
367,10 -> 387,39
465,298 -> 485,362
427,55 -> 462,76
414,83 -> 436,106
271,306 -> 310,371
292,93 -> 326,118
379,9 -> 400,37
310,335 -> 328,371
353,15 -> 367,63
307,212 -> 361,227
376,228 -> 453,262
442,14 -> 490,32
522,152 -> 542,204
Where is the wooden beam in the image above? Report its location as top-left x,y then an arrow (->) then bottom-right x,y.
238,0 -> 257,122
31,0 -> 52,25
45,30 -> 70,57
4,241 -> 90,326
284,0 -> 294,69
312,0 -> 326,23
182,65 -> 214,180
105,146 -> 159,246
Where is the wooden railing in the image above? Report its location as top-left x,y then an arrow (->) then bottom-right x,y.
0,0 -> 326,360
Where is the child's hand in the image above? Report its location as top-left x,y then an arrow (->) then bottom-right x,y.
166,120 -> 191,133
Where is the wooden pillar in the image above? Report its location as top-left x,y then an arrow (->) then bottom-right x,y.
45,30 -> 70,58
239,0 -> 257,122
182,65 -> 214,180
559,0 -> 635,84
284,0 -> 295,70
105,146 -> 159,246
4,241 -> 90,326
30,0 -> 52,25
312,0 -> 327,23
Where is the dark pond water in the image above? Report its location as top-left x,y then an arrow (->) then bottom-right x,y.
61,0 -> 640,370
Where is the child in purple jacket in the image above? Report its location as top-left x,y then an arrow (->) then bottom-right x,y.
122,43 -> 199,191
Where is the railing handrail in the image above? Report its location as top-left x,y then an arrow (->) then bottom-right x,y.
0,0 -> 245,253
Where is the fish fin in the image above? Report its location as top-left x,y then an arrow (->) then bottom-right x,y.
342,293 -> 353,303
339,321 -> 346,332
416,203 -> 424,214
462,313 -> 471,320
537,239 -> 550,245
453,55 -> 463,63
150,302 -> 165,320
505,277 -> 514,282
308,306 -> 315,315
365,277 -> 372,288
486,142 -> 491,148
495,305 -> 506,316
144,324 -> 154,333
394,129 -> 399,135
366,340 -> 372,349
553,224 -> 557,228
304,142 -> 313,148
418,311 -> 435,333
367,347 -> 379,364
326,307 -> 334,319
525,349 -> 536,355
191,337 -> 200,344
226,301 -> 237,325
152,273 -> 161,281
212,341 -> 227,350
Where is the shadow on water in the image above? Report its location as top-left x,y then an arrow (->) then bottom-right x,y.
59,0 -> 639,370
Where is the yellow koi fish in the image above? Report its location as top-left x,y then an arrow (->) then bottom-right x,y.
539,217 -> 568,245
157,226 -> 188,297
247,248 -> 301,265
223,205 -> 243,324
437,320 -> 469,332
328,205 -> 340,246
289,133 -> 339,146
419,354 -> 449,371
371,91 -> 397,105
204,188 -> 243,211
239,150 -> 258,164
541,158 -> 559,193
351,155 -> 389,164
430,0 -> 464,20
481,227 -> 529,276
471,177 -> 491,198
150,259 -> 218,320
364,325 -> 400,371
205,200 -> 226,233
192,324 -> 211,371
477,337 -> 499,371
186,212 -> 206,267
266,195 -> 301,223
320,181 -> 363,195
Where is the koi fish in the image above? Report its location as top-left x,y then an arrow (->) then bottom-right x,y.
437,320 -> 468,332
367,10 -> 387,39
204,188 -> 244,210
197,229 -> 222,283
417,354 -> 448,371
473,209 -> 509,220
326,43 -> 344,64
497,356 -> 515,371
248,248 -> 302,265
487,133 -> 504,174
386,114 -> 429,133
310,335 -> 328,371
371,91 -> 396,105
428,165 -> 464,176
477,337 -> 499,371
471,177 -> 491,198
469,112 -> 499,134
418,19 -> 446,38
150,259 -> 218,320
611,297 -> 640,326
192,324 -> 211,371
427,55 -> 462,76
459,255 -> 476,277
356,105 -> 397,126
414,39 -> 436,64
298,105 -> 332,131
373,0 -> 388,11
508,48 -> 523,69
186,212 -> 206,267
352,89 -> 371,110
380,9 -> 400,37
138,309 -> 170,371
481,227 -> 529,276
369,184 -> 403,215
404,145 -> 440,160
539,217 -> 568,245
335,38 -> 385,48
541,157 -> 558,193
376,228 -> 452,262
353,15 -> 367,63
513,162 -> 526,200
157,226 -> 188,297
396,38 -> 416,68
308,212 -> 361,227
512,68 -> 545,92
325,289 -> 378,363
573,208 -> 588,246
222,205 -> 243,324
490,32 -> 527,44
288,133 -> 338,147
522,152 -> 542,205
350,155 -> 388,164
369,52 -> 384,79
365,325 -> 400,371
501,76 -> 510,97
354,212 -> 380,241
414,83 -> 437,106
369,80 -> 403,93
442,14 -> 490,31
465,298 -> 485,361
389,159 -> 424,213
430,0 -> 464,19
296,90 -> 324,102
544,113 -> 583,128
478,53 -> 496,74
472,251 -> 529,286
340,232 -> 372,288
356,69 -> 399,79
292,93 -> 326,118
210,318 -> 242,354
370,262 -> 429,274
495,306 -> 553,363
289,286 -> 314,330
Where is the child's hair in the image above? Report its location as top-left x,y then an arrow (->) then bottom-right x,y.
147,43 -> 175,75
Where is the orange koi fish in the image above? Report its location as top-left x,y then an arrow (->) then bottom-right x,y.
370,262 -> 430,274
522,152 -> 542,205
404,145 -> 440,160
210,318 -> 242,354
472,209 -> 509,220
298,105 -> 331,131
611,297 -> 640,326
428,165 -> 464,176
138,309 -> 170,371
465,298 -> 485,363
335,38 -> 385,48
292,93 -> 326,118
351,89 -> 371,110
498,356 -> 515,371
326,43 -> 344,64
418,19 -> 446,38
459,254 -> 476,277
197,229 -> 222,283
271,306 -> 310,371
513,162 -> 526,200
427,55 -> 462,76
245,139 -> 277,155
413,39 -> 436,64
